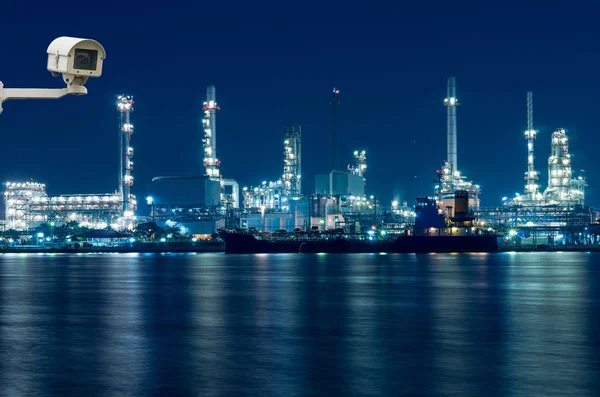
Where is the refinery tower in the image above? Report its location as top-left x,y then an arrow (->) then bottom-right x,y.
117,95 -> 135,228
436,77 -> 481,212
506,92 -> 586,206
150,85 -> 239,209
202,85 -> 239,208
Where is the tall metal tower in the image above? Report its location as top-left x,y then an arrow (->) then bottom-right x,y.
117,95 -> 134,228
331,87 -> 340,171
444,77 -> 459,175
282,124 -> 302,196
547,128 -> 572,202
524,91 -> 539,200
203,85 -> 220,178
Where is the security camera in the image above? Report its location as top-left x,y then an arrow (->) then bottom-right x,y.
0,36 -> 107,113
46,36 -> 106,87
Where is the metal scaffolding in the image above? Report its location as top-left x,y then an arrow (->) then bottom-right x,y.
476,204 -> 594,229
4,181 -> 127,231
242,181 -> 285,210
282,124 -> 302,196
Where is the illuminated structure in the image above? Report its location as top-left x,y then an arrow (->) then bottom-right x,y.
282,125 -> 302,196
444,77 -> 459,175
4,181 -> 127,231
479,104 -> 592,240
201,85 -> 239,208
507,114 -> 586,207
149,85 -> 239,215
348,150 -> 367,178
4,182 -> 47,229
203,85 -> 220,179
436,77 -> 481,211
543,128 -> 585,204
3,96 -> 138,231
242,181 -> 285,210
117,95 -> 135,228
524,92 -> 541,201
244,125 -> 304,210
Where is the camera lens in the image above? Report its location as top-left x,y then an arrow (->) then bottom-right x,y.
73,49 -> 98,71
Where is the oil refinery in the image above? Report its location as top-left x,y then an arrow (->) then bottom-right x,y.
4,95 -> 138,231
474,92 -> 596,245
2,79 -> 599,248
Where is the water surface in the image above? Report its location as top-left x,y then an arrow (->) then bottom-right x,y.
0,252 -> 598,396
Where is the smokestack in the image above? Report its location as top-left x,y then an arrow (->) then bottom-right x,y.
444,77 -> 459,175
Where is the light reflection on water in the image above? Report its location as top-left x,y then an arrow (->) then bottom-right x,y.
0,252 -> 598,396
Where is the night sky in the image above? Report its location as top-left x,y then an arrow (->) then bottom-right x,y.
1,4 -> 599,211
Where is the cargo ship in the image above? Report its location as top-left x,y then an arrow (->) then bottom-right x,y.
220,194 -> 499,254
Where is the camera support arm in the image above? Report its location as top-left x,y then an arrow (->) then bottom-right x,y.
0,81 -> 87,114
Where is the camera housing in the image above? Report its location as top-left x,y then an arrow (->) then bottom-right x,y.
47,37 -> 106,85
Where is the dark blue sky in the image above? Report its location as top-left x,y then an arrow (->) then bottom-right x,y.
1,3 -> 599,209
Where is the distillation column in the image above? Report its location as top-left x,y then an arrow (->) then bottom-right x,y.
547,129 -> 572,202
524,91 -> 539,201
282,124 -> 302,196
203,85 -> 220,178
117,95 -> 134,228
444,77 -> 459,175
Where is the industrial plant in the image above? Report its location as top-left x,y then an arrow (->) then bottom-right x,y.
474,91 -> 596,245
4,95 -> 138,231
143,84 -> 411,237
2,78 -> 599,248
416,77 -> 598,245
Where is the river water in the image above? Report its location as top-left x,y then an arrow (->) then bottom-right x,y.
0,252 -> 598,396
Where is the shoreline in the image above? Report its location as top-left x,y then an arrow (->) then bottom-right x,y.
0,245 -> 598,254
0,242 -> 225,254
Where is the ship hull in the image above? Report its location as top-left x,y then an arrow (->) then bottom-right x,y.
220,232 -> 499,254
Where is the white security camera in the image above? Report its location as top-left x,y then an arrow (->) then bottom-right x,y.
47,36 -> 106,87
0,36 -> 107,113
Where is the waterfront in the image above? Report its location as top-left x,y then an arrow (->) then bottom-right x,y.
0,252 -> 598,396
